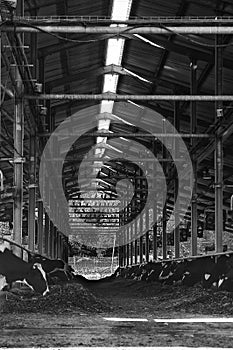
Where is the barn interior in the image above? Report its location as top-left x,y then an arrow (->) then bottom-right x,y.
1,0 -> 233,273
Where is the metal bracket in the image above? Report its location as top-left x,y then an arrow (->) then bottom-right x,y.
13,157 -> 25,164
28,184 -> 37,189
216,108 -> 223,118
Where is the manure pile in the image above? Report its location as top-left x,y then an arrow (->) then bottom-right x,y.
0,283 -> 111,314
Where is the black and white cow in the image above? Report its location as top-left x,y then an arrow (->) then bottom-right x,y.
203,254 -> 233,291
146,262 -> 163,282
0,246 -> 49,295
29,254 -> 71,284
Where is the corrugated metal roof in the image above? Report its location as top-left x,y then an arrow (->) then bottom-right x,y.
1,0 -> 233,236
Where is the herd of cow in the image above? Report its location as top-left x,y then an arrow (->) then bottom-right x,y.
0,241 -> 77,296
118,254 -> 233,292
2,237 -> 233,297
0,240 -> 119,296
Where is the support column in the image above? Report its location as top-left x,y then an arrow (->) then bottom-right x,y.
54,227 -> 58,259
13,0 -> 24,257
118,209 -> 124,267
56,231 -> 60,258
50,221 -> 54,258
28,6 -> 38,253
174,101 -> 180,258
139,168 -> 144,264
215,34 -> 223,253
162,119 -> 167,260
37,200 -> 43,255
139,219 -> 143,263
126,226 -> 130,266
190,59 -> 198,256
130,224 -> 134,265
145,209 -> 150,262
28,135 -> 36,251
44,213 -> 49,256
134,238 -> 138,265
152,140 -> 157,261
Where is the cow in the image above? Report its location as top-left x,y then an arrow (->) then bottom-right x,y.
0,248 -> 49,295
28,254 -> 65,274
157,256 -> 215,287
203,255 -> 230,289
158,261 -> 177,283
203,254 -> 233,291
28,255 -> 74,285
146,262 -> 163,282
181,256 -> 215,286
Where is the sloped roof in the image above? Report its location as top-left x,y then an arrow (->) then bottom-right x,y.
1,0 -> 233,237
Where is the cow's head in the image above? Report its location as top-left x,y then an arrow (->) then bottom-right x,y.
26,263 -> 49,296
159,262 -> 175,280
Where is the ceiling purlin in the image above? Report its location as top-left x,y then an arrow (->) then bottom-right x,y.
150,0 -> 189,95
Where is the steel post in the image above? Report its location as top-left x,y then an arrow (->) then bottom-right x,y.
145,209 -> 150,262
162,120 -> 167,260
152,140 -> 157,261
190,59 -> 198,256
37,200 -> 43,254
13,0 -> 24,257
44,213 -> 49,256
174,101 -> 180,258
28,135 -> 36,251
215,34 -> 223,253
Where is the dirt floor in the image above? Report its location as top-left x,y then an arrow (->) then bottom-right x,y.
1,278 -> 233,347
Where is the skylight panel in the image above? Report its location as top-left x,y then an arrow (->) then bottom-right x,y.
102,74 -> 119,93
111,0 -> 132,21
105,38 -> 125,66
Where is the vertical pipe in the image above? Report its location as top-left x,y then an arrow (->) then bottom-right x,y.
190,59 -> 198,256
215,34 -> 223,253
37,200 -> 43,254
13,0 -> 24,257
174,101 -> 180,258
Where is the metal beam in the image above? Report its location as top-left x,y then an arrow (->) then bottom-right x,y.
25,93 -> 233,101
3,25 -> 233,35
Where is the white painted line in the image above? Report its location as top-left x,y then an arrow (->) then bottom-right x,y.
103,317 -> 149,322
154,318 -> 233,323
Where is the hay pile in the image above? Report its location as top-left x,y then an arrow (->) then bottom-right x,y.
0,283 -> 111,314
